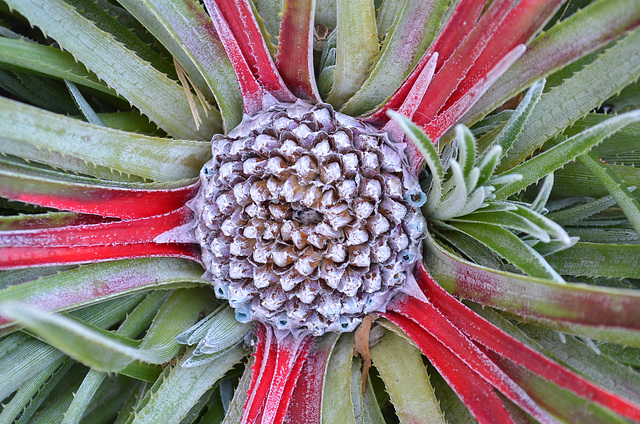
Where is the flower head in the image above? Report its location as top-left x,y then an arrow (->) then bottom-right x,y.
1,0 -> 640,423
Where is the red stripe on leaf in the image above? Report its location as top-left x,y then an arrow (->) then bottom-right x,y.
0,243 -> 198,270
205,0 -> 266,115
386,293 -> 556,424
0,207 -> 193,248
411,0 -> 514,129
243,324 -> 277,424
415,265 -> 640,422
422,45 -> 525,140
362,0 -> 502,126
384,311 -> 516,424
0,176 -> 199,220
276,0 -> 321,101
285,335 -> 336,424
206,0 -> 295,104
267,334 -> 313,424
444,0 -> 564,111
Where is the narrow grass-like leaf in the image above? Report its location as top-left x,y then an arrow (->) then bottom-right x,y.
500,27 -> 640,170
431,161 -> 467,220
62,370 -> 107,424
531,173 -> 554,213
425,233 -> 640,346
0,295 -> 142,401
129,345 -> 243,424
451,210 -> 550,242
495,110 -> 640,199
0,98 -> 211,182
0,37 -> 113,95
511,205 -> 570,244
195,306 -> 251,355
455,125 -> 476,178
578,151 -> 640,236
65,0 -> 175,76
325,0 -> 378,108
388,111 -> 443,213
64,80 -> 105,126
0,288 -> 214,371
463,0 -> 640,129
0,258 -> 207,330
341,0 -> 448,115
546,242 -> 640,278
370,330 -> 445,424
449,221 -> 563,282
117,0 -> 242,132
484,78 -> 545,167
5,0 -> 220,139
0,357 -> 66,423
475,145 -> 503,187
322,332 -> 357,424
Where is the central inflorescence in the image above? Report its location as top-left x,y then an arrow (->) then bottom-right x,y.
194,100 -> 426,337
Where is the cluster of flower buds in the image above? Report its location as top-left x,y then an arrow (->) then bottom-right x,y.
195,100 -> 426,336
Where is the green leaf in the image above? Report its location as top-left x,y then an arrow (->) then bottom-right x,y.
545,242 -> 640,278
488,78 -> 545,170
0,37 -> 114,95
129,345 -> 243,424
431,161 -> 468,220
341,0 -> 448,115
425,233 -> 640,346
578,151 -> 640,237
0,258 -> 207,331
323,332 -> 356,424
547,195 -> 620,226
116,0 -> 243,132
3,0 -> 219,139
501,26 -> 640,170
0,98 -> 212,181
451,210 -> 551,243
494,110 -> 640,199
0,288 -> 214,372
388,111 -> 443,214
370,330 -> 445,424
64,0 -> 176,78
0,357 -> 67,423
0,295 -> 143,401
446,221 -> 564,282
325,0 -> 378,108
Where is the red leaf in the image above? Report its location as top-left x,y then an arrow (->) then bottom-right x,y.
444,0 -> 564,111
386,293 -> 555,424
275,0 -> 320,101
0,207 -> 193,248
205,0 -> 266,115
285,335 -> 337,424
411,0 -> 514,129
243,324 -> 277,423
0,174 -> 199,220
205,0 -> 295,105
384,310 -> 516,424
0,242 -> 198,269
268,334 -> 313,424
415,265 -> 640,423
421,44 -> 525,140
362,0 -> 499,126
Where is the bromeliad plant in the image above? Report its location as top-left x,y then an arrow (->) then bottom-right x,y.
1,0 -> 640,422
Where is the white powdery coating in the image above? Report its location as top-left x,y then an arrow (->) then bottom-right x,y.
195,99 -> 426,337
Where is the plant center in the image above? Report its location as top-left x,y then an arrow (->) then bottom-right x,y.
194,100 -> 426,337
